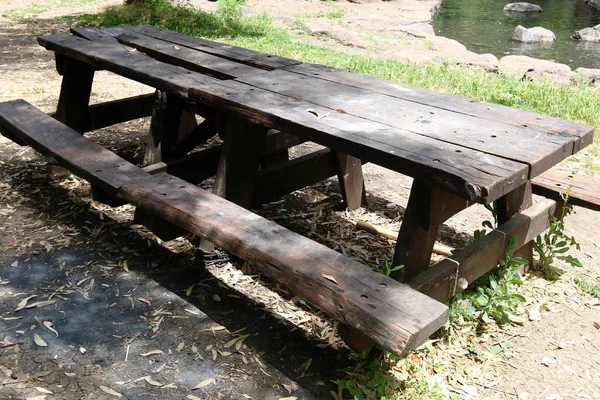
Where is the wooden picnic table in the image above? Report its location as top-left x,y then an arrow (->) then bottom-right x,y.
1,24 -> 592,355
37,25 -> 593,280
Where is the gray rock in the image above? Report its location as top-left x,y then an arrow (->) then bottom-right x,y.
503,2 -> 543,12
585,0 -> 600,10
512,25 -> 555,43
573,24 -> 600,42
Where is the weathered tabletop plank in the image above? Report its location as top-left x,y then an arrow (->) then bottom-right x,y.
116,32 -> 263,80
38,34 -> 531,202
127,25 -> 300,70
236,70 -> 576,178
285,63 -> 595,152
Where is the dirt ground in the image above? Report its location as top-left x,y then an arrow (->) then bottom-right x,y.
0,1 -> 600,399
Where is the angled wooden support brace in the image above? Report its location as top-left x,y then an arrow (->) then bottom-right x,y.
408,198 -> 556,302
391,180 -> 470,282
334,151 -> 367,211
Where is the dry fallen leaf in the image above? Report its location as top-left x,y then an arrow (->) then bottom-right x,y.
33,334 -> 47,347
213,294 -> 221,302
14,295 -> 36,313
224,335 -> 248,349
137,298 -> 151,306
185,284 -> 195,296
143,376 -> 163,387
34,387 -> 53,394
140,350 -> 163,357
193,378 -> 215,389
321,274 -> 338,285
594,321 -> 600,330
99,385 -> 122,398
176,341 -> 185,352
187,395 -> 203,400
541,357 -> 558,366
25,396 -> 46,400
278,397 -> 297,400
79,346 -> 86,354
43,321 -> 58,337
26,300 -> 56,309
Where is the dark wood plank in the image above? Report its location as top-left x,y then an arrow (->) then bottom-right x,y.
84,93 -> 154,131
334,151 -> 367,210
391,180 -> 470,282
116,32 -> 263,80
286,63 -> 595,152
408,199 -> 556,302
54,57 -> 95,133
38,35 -> 528,202
532,168 -> 600,211
119,172 -> 449,356
127,25 -> 300,70
70,27 -> 121,43
254,148 -> 338,206
38,34 -> 232,98
169,118 -> 217,159
0,100 -> 149,195
237,70 -> 576,178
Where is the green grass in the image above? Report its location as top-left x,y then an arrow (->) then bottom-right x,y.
71,0 -> 600,177
574,276 -> 600,298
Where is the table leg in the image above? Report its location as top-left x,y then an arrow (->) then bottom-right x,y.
54,57 -> 95,133
144,91 -> 183,165
391,179 -> 469,282
333,151 -> 367,211
199,114 -> 268,252
212,114 -> 269,208
495,182 -> 533,271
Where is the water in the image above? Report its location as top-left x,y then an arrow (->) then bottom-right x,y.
432,0 -> 600,69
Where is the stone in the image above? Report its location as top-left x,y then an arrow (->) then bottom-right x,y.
500,55 -> 573,85
503,2 -> 543,12
396,23 -> 435,38
512,25 -> 555,43
585,0 -> 600,11
573,24 -> 600,42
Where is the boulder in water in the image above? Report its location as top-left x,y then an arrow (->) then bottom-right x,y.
573,24 -> 600,42
512,25 -> 555,43
503,2 -> 543,12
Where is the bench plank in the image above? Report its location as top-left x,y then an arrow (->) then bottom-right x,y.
0,100 -> 149,195
119,172 -> 449,355
285,63 -> 595,152
532,168 -> 600,211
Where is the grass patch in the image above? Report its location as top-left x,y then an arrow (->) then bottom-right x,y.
574,276 -> 600,298
72,0 -> 600,175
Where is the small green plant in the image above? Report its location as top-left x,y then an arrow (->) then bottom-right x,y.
372,261 -> 403,277
532,192 -> 582,279
574,276 -> 600,298
447,235 -> 528,328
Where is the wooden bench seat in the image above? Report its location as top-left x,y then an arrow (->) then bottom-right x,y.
532,167 -> 600,211
0,99 -> 448,356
